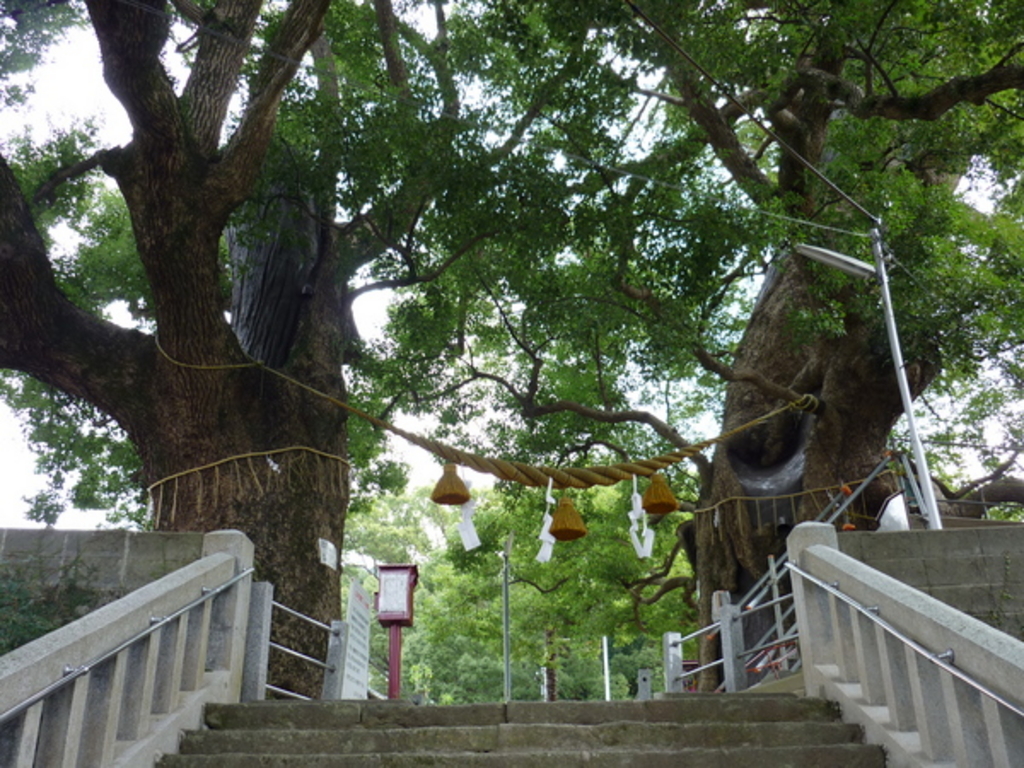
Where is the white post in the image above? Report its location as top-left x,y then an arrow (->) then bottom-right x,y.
871,229 -> 942,530
602,636 -> 611,701
662,632 -> 683,694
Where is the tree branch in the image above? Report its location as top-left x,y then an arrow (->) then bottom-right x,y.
664,63 -> 775,200
85,0 -> 181,142
374,0 -> 411,97
216,0 -> 331,203
854,63 -> 1024,121
693,346 -> 808,406
512,575 -> 571,594
525,399 -> 694,451
0,155 -> 153,430
33,149 -> 111,206
168,0 -> 203,24
180,0 -> 262,154
950,453 -> 1021,500
347,229 -> 500,300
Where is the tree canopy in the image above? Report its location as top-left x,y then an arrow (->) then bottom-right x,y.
2,0 -> 1024,692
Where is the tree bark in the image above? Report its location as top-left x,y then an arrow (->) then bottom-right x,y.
0,0 -> 335,694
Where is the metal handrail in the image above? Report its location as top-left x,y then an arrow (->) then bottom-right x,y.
0,565 -> 255,727
676,657 -> 723,683
669,621 -> 722,649
264,600 -> 345,700
669,456 -> 893,690
735,593 -> 791,617
266,684 -> 310,701
737,629 -> 800,660
272,600 -> 333,633
741,455 -> 891,610
787,560 -> 1024,720
268,642 -> 334,671
747,600 -> 796,657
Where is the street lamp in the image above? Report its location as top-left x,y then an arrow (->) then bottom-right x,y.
794,230 -> 943,531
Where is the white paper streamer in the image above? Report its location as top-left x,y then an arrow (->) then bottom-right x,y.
536,477 -> 557,562
628,475 -> 655,559
457,479 -> 480,550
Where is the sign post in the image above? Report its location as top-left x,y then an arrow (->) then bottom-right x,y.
376,564 -> 418,699
340,579 -> 372,699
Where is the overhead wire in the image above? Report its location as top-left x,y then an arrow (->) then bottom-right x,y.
619,0 -> 880,227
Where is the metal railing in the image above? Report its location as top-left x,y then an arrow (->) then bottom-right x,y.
241,584 -> 348,702
789,561 -> 1024,720
788,522 -> 1024,767
265,600 -> 344,701
664,457 -> 891,693
0,567 -> 253,729
242,589 -> 386,701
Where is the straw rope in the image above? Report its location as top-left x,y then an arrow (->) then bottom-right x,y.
686,472 -> 895,518
152,338 -> 819,491
146,445 -> 351,493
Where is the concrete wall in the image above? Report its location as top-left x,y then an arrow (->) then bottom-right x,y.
0,528 -> 206,603
838,526 -> 1024,642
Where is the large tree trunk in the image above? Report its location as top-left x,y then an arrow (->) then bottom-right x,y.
142,357 -> 349,695
0,0 -> 336,694
690,249 -> 936,688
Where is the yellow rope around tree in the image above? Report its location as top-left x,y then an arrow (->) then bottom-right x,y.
146,445 -> 352,528
151,337 -> 820,492
685,472 -> 894,520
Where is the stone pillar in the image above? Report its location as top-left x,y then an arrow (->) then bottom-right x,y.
786,523 -> 838,698
201,531 -> 254,701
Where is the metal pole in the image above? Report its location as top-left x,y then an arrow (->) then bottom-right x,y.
502,550 -> 512,702
871,229 -> 943,530
387,623 -> 403,699
768,556 -> 788,672
602,636 -> 611,701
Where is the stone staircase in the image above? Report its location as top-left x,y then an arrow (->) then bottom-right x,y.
157,694 -> 886,767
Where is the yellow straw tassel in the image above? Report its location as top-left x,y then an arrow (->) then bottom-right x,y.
642,473 -> 679,515
549,496 -> 587,541
430,463 -> 471,505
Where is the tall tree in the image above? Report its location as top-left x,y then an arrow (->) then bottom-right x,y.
367,0 -> 1024,685
1,0 -> 336,689
4,0 -> 1024,697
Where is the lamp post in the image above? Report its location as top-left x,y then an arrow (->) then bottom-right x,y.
794,229 -> 943,531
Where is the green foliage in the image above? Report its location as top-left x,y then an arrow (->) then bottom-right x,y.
6,0 -> 1024,537
0,554 -> 101,655
0,375 -> 144,526
342,484 -> 688,703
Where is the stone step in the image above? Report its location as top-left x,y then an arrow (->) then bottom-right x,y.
159,743 -> 886,768
202,695 -> 840,732
178,720 -> 865,756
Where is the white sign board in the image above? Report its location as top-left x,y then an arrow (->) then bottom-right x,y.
318,538 -> 338,570
378,569 -> 409,614
340,579 -> 373,699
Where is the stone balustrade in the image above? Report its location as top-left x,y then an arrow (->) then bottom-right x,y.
0,530 -> 253,768
788,522 -> 1024,768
